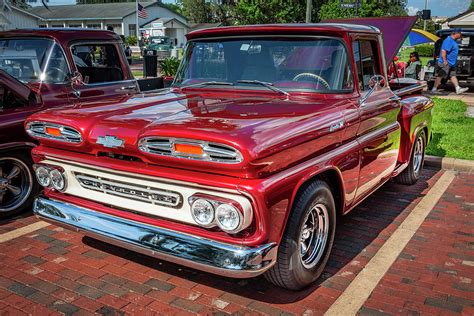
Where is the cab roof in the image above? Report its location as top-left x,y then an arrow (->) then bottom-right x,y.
186,23 -> 380,40
0,28 -> 122,43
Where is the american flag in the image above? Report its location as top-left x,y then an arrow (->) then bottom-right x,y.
138,3 -> 149,19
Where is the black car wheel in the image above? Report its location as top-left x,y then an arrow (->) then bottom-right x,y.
395,131 -> 426,185
265,180 -> 336,290
0,151 -> 38,218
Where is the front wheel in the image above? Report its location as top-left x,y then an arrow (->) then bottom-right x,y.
264,180 -> 336,290
395,131 -> 426,185
0,151 -> 38,219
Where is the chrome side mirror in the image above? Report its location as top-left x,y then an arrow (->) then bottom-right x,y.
68,71 -> 83,85
359,75 -> 386,106
368,75 -> 385,90
68,71 -> 83,98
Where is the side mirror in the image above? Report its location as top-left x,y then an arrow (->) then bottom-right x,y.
359,75 -> 386,106
68,71 -> 83,85
368,75 -> 385,90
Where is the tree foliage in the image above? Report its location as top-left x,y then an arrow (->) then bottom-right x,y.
471,0 -> 474,10
319,0 -> 407,21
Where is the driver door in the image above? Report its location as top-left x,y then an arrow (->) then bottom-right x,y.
68,42 -> 138,105
353,38 -> 401,202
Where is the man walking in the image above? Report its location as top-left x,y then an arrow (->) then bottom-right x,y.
431,29 -> 469,95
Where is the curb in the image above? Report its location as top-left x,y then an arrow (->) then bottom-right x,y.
425,155 -> 474,173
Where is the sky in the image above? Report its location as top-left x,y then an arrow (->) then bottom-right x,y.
407,0 -> 470,17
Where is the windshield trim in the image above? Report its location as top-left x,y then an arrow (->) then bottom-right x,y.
173,34 -> 355,94
0,36 -> 71,84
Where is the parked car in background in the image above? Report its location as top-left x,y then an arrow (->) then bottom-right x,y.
428,28 -> 474,89
0,29 -> 163,218
146,36 -> 173,59
29,19 -> 433,290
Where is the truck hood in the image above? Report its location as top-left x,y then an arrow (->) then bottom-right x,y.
324,16 -> 417,65
27,91 -> 347,178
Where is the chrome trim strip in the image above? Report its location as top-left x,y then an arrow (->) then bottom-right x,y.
34,196 -> 277,278
74,173 -> 182,208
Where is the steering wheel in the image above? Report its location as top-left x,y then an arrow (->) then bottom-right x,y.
292,73 -> 330,89
45,67 -> 67,82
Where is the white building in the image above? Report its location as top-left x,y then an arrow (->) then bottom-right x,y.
26,0 -> 75,7
0,0 -> 40,31
27,2 -> 189,45
442,9 -> 474,29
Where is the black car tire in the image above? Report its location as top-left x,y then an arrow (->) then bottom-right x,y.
0,151 -> 38,219
264,180 -> 336,290
395,131 -> 426,185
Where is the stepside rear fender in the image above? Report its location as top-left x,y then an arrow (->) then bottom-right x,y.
397,94 -> 434,165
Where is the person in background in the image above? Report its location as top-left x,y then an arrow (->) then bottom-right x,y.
431,29 -> 469,94
405,52 -> 421,79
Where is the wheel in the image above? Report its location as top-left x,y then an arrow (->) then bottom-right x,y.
265,180 -> 336,290
0,151 -> 38,219
395,131 -> 426,185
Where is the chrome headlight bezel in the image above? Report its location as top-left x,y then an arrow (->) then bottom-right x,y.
26,121 -> 82,144
138,137 -> 243,164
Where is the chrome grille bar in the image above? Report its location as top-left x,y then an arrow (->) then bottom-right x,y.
74,173 -> 182,208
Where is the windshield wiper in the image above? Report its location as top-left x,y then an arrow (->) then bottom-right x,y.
179,81 -> 234,89
237,80 -> 289,96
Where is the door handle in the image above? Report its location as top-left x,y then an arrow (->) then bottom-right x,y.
121,85 -> 137,91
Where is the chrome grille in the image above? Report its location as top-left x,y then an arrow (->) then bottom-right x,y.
138,138 -> 243,164
74,173 -> 182,208
26,121 -> 82,143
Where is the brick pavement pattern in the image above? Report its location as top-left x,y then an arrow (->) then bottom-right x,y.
0,168 -> 472,315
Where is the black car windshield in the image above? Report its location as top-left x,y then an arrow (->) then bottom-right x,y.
0,38 -> 69,84
173,37 -> 353,93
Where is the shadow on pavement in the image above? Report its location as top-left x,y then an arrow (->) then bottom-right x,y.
82,168 -> 438,304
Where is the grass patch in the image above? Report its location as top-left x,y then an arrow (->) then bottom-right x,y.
132,70 -> 143,78
427,98 -> 474,160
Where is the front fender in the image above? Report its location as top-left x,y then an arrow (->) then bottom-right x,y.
0,141 -> 36,153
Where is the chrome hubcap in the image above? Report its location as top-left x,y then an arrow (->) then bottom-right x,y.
0,158 -> 32,212
413,136 -> 424,176
299,203 -> 329,269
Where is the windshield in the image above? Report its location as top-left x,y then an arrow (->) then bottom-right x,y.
0,38 -> 69,84
174,37 -> 353,93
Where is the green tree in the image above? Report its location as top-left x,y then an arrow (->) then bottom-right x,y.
319,0 -> 407,21
232,0 -> 327,25
180,0 -> 212,23
470,0 -> 474,10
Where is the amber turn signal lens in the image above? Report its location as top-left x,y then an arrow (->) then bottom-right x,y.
45,127 -> 62,137
174,143 -> 204,155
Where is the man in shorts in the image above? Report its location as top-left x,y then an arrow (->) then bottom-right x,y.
431,28 -> 469,95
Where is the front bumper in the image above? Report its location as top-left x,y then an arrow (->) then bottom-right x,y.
34,196 -> 277,278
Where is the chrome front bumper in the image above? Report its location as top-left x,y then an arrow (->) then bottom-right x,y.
33,196 -> 277,278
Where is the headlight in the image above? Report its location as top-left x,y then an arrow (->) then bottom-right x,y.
216,204 -> 241,232
49,169 -> 66,191
191,198 -> 215,226
35,166 -> 51,187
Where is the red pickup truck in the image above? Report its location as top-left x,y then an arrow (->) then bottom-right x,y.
28,20 -> 433,290
0,29 -> 163,217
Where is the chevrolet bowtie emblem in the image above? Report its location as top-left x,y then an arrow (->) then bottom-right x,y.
96,135 -> 125,148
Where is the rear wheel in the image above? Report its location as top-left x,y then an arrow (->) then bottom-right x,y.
265,180 -> 336,290
395,131 -> 426,185
0,151 -> 38,219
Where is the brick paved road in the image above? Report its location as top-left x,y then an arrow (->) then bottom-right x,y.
0,168 -> 472,315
